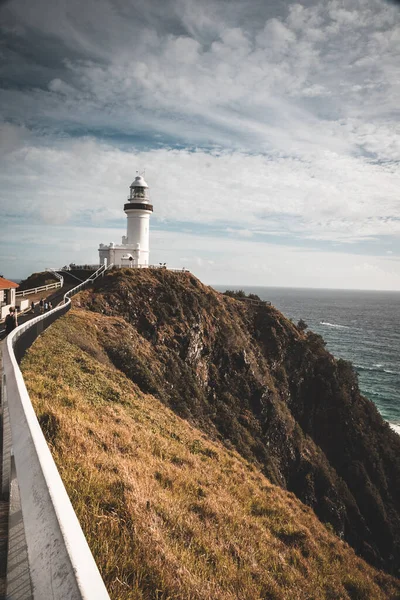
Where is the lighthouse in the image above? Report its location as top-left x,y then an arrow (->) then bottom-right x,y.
99,174 -> 153,268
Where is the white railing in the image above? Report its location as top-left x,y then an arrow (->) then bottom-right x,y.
45,268 -> 64,288
110,264 -> 190,272
58,264 -> 101,271
1,263 -> 111,599
63,264 -> 108,302
16,281 -> 62,297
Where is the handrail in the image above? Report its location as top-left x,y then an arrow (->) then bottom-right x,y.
60,270 -> 84,283
109,264 -> 190,272
63,264 -> 107,303
16,281 -> 62,297
45,267 -> 64,288
1,263 -> 111,599
55,264 -> 101,271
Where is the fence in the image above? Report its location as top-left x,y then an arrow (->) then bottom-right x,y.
1,264 -> 111,599
16,281 -> 62,298
110,264 -> 190,273
56,264 -> 190,273
59,264 -> 101,271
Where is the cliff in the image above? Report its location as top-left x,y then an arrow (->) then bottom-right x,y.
21,268 -> 400,598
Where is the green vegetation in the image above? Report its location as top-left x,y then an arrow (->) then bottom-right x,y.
224,289 -> 262,301
296,319 -> 308,331
22,309 -> 400,600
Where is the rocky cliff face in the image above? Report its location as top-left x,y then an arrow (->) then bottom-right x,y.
81,268 -> 400,574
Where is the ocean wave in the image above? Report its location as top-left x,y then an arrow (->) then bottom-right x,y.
355,364 -> 399,376
355,364 -> 377,372
320,321 -> 350,329
390,423 -> 400,436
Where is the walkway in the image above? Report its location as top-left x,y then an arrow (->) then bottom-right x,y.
0,281 -> 76,341
0,351 -> 8,599
0,264 -> 111,599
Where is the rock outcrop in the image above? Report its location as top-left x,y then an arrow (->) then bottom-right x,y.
74,268 -> 400,575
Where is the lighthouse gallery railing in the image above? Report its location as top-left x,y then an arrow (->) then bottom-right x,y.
1,265 -> 112,599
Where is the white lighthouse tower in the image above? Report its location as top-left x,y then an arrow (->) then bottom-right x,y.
98,174 -> 153,268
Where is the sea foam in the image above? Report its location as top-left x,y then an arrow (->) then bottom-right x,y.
355,364 -> 398,376
390,423 -> 400,436
320,321 -> 350,329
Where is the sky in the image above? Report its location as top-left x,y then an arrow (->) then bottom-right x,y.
1,0 -> 400,289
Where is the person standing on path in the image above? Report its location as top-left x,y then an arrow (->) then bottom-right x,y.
4,307 -> 17,335
39,298 -> 44,314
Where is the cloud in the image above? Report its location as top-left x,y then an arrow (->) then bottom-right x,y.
1,0 -> 400,287
149,229 -> 400,290
1,220 -> 399,290
1,130 -> 400,246
1,0 -> 399,157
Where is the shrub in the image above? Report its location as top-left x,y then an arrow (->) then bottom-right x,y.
224,289 -> 246,299
297,319 -> 308,331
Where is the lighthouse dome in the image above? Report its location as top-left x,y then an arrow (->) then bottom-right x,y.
130,175 -> 149,189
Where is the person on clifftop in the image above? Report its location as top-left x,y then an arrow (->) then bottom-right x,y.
5,307 -> 17,335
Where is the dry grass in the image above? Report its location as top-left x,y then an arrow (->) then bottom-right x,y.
21,309 -> 400,600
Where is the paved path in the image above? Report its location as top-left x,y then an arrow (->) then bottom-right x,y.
0,311 -> 38,342
0,276 -> 88,596
0,281 -> 76,341
0,350 -> 8,598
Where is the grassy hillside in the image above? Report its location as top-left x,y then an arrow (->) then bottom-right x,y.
21,309 -> 400,600
73,268 -> 400,575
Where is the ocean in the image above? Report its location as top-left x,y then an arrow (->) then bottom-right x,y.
214,286 -> 400,434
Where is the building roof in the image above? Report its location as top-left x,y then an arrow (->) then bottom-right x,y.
0,277 -> 19,290
130,175 -> 149,188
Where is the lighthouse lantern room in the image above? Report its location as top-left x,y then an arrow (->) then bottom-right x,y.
99,174 -> 153,268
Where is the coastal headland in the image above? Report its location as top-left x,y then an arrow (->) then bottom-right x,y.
21,267 -> 400,599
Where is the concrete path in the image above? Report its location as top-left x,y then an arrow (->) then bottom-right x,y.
0,311 -> 37,342
0,351 -> 9,599
0,282 -> 76,341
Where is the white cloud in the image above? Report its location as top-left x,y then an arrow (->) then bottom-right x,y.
2,221 -> 399,290
1,0 -> 400,288
2,0 -> 400,159
1,130 -> 400,251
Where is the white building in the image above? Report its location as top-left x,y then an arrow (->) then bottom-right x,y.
98,175 -> 153,268
0,277 -> 19,320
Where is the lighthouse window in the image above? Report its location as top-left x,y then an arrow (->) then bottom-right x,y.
135,188 -> 145,198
